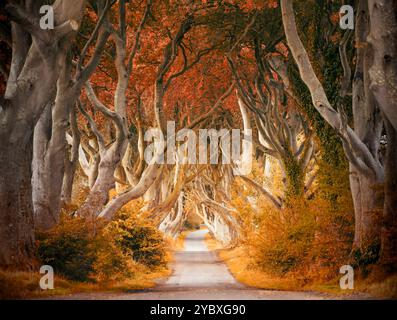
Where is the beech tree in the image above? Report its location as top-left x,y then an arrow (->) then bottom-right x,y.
366,0 -> 397,268
0,0 -> 87,268
32,0 -> 113,230
281,0 -> 397,268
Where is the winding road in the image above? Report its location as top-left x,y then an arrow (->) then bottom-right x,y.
50,229 -> 364,300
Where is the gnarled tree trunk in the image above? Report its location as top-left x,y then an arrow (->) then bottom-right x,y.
0,132 -> 35,269
0,0 -> 86,268
281,0 -> 384,254
366,0 -> 397,270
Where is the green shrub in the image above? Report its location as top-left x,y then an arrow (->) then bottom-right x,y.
36,216 -> 96,282
248,198 -> 353,279
36,210 -> 167,282
90,234 -> 132,281
253,213 -> 314,275
109,212 -> 166,267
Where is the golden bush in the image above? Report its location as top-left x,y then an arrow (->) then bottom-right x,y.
36,200 -> 167,283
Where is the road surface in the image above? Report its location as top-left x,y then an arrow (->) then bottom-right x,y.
49,229 -> 364,300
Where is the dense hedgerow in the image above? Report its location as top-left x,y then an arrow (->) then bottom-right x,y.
231,159 -> 354,282
250,198 -> 353,278
36,210 -> 167,282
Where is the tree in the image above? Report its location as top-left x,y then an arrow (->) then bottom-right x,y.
366,0 -> 397,269
280,0 -> 397,264
0,0 -> 87,268
31,0 -> 113,230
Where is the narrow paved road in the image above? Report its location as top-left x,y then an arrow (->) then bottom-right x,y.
49,229 -> 363,300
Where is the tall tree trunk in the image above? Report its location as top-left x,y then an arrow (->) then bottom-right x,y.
0,41 -> 60,267
349,0 -> 384,251
350,171 -> 383,250
366,0 -> 397,270
32,51 -> 80,230
380,118 -> 397,270
61,107 -> 80,206
32,103 -> 58,230
61,159 -> 77,207
0,133 -> 35,269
